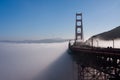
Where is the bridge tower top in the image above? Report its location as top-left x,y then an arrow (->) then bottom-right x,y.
75,13 -> 83,42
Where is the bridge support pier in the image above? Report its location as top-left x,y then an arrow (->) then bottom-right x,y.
73,62 -> 108,80
71,53 -> 120,80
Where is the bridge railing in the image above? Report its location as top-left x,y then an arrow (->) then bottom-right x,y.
69,39 -> 91,48
68,40 -> 75,47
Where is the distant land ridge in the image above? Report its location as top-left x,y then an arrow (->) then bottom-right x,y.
0,38 -> 69,43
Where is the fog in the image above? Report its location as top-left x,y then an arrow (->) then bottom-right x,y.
0,42 -> 73,80
92,39 -> 120,48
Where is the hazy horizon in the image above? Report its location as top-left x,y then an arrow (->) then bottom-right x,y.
0,42 -> 73,80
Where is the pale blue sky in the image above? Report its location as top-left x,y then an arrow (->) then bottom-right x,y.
0,0 -> 120,40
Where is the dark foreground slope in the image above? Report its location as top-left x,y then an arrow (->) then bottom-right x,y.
92,26 -> 120,40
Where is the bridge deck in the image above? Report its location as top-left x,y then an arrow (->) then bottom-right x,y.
69,43 -> 120,79
69,45 -> 120,57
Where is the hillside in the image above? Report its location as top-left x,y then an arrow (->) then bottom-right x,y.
92,26 -> 120,40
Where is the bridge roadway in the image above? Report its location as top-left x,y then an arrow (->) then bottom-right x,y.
69,45 -> 120,57
69,42 -> 120,80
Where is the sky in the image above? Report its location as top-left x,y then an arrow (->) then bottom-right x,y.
0,0 -> 120,40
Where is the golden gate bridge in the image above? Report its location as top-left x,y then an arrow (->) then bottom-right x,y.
68,13 -> 120,80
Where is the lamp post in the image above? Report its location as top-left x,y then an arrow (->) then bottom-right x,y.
113,39 -> 114,48
91,37 -> 93,47
96,40 -> 99,47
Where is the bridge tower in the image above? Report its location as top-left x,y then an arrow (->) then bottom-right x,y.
75,13 -> 83,42
72,13 -> 109,80
69,13 -> 120,80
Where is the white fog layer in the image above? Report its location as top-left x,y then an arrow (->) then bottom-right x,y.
0,42 -> 73,80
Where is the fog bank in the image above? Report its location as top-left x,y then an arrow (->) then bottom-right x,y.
0,42 -> 73,80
